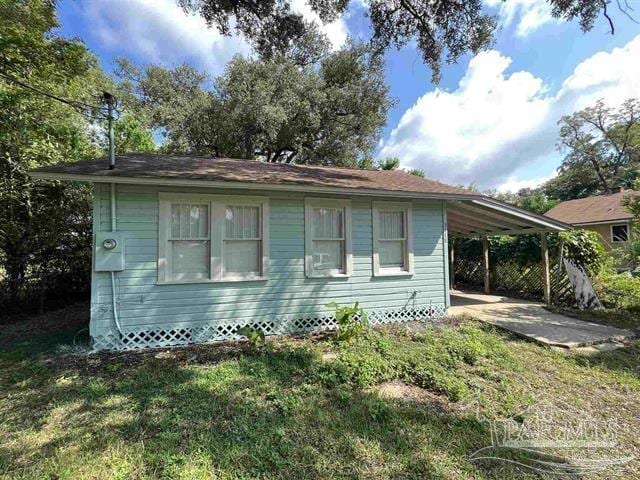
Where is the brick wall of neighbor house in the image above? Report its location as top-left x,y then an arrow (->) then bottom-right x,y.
90,183 -> 449,350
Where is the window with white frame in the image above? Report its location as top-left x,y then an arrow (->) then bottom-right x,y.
159,194 -> 268,283
611,224 -> 629,243
372,202 -> 413,276
168,202 -> 210,281
304,198 -> 352,277
224,205 -> 262,279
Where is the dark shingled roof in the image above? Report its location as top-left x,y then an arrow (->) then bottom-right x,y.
31,154 -> 475,196
545,189 -> 638,225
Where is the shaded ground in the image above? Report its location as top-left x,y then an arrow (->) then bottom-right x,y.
546,305 -> 640,332
1,306 -> 639,479
450,290 -> 634,348
0,302 -> 88,349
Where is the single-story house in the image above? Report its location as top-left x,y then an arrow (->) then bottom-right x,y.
30,154 -> 568,350
545,189 -> 637,251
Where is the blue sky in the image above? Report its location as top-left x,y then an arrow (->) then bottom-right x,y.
57,0 -> 640,191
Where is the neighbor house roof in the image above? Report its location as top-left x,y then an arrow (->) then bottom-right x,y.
30,154 -> 570,235
30,154 -> 472,197
544,190 -> 638,225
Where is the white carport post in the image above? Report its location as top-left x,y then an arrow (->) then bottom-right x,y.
482,236 -> 490,294
449,240 -> 455,288
541,233 -> 551,305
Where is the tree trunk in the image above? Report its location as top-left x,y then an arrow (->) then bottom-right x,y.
590,156 -> 610,193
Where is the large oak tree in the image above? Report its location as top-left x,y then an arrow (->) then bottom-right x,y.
178,0 -> 633,83
117,38 -> 393,166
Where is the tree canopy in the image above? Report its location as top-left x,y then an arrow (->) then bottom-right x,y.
491,188 -> 560,215
110,115 -> 156,154
376,157 -> 400,170
0,0 -> 155,312
179,0 -> 634,83
117,39 -> 393,167
552,98 -> 640,199
0,0 -> 103,309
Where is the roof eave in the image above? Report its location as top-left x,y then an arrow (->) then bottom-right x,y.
31,171 -> 570,232
572,218 -> 633,226
29,170 -> 479,201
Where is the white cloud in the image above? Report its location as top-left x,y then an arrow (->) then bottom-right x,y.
379,35 -> 640,189
485,0 -> 557,37
73,0 -> 251,74
496,174 -> 554,193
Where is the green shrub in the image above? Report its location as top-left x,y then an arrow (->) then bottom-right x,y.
560,229 -> 606,275
618,223 -> 640,271
326,301 -> 369,342
596,270 -> 640,312
236,325 -> 266,349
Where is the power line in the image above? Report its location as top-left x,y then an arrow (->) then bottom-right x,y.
0,70 -> 102,110
0,70 -> 115,121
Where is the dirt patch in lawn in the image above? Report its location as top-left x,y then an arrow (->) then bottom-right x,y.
373,380 -> 455,413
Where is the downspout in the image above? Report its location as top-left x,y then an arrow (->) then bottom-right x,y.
110,183 -> 122,336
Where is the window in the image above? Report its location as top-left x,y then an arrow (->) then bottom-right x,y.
168,202 -> 210,281
304,198 -> 352,277
611,224 -> 629,243
372,202 -> 413,276
223,205 -> 262,279
159,194 -> 268,283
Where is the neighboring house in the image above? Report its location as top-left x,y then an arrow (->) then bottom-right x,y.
545,189 -> 638,251
31,154 -> 567,350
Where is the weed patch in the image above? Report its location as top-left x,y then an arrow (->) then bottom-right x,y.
318,324 -> 514,402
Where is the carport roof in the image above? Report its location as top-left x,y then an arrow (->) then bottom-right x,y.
447,198 -> 570,237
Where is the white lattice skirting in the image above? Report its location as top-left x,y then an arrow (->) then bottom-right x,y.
92,303 -> 448,351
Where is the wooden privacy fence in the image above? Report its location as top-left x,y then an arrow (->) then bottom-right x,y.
453,257 -> 574,304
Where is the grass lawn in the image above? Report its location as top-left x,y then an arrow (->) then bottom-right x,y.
1,306 -> 639,479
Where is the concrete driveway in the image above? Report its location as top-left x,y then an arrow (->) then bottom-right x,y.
449,290 -> 634,348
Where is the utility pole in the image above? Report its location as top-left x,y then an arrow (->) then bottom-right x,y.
102,92 -> 117,169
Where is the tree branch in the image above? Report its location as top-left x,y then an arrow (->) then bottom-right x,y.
602,0 -> 615,34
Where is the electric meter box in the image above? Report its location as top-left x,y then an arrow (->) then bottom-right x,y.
95,232 -> 126,272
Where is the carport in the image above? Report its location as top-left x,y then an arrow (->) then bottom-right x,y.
446,197 -> 570,305
444,201 -> 634,347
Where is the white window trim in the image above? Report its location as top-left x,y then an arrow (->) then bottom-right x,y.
372,201 -> 414,277
610,223 -> 629,243
158,192 -> 269,284
304,197 -> 353,278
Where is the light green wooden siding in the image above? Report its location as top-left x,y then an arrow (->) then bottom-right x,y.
90,183 -> 447,340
